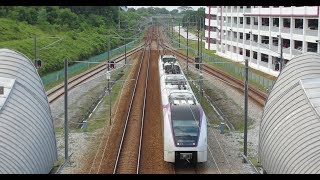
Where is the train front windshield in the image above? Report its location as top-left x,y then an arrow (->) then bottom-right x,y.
171,105 -> 200,147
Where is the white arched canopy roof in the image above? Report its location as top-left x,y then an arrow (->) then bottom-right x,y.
259,52 -> 320,174
0,48 -> 57,174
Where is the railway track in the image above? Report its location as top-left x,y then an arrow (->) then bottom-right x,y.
47,44 -> 145,104
112,37 -> 151,174
158,38 -> 267,107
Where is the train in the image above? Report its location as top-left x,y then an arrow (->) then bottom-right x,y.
158,54 -> 207,164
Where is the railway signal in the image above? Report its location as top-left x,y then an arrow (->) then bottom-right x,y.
35,59 -> 42,69
195,57 -> 200,69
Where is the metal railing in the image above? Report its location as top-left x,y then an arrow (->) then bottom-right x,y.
41,38 -> 141,87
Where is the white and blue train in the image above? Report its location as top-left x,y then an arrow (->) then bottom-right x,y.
158,54 -> 207,164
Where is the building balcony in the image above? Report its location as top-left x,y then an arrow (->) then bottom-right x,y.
292,28 -> 303,35
281,27 -> 290,34
260,25 -> 269,31
271,26 -> 279,32
305,29 -> 318,37
270,44 -> 279,52
283,47 -> 290,54
252,25 -> 258,30
292,48 -> 303,55
245,24 -> 251,29
244,40 -> 251,45
260,61 -> 269,68
251,58 -> 257,64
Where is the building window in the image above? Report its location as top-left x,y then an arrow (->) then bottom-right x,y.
239,48 -> 243,55
272,37 -> 278,46
211,14 -> 217,20
294,19 -> 303,29
240,17 -> 243,24
233,32 -> 237,39
308,19 -> 318,30
282,39 -> 290,48
246,17 -> 251,25
253,51 -> 257,59
262,18 -> 269,26
246,6 -> 251,8
246,49 -> 250,57
233,46 -> 237,53
261,53 -> 268,63
261,35 -> 269,44
307,42 -> 317,52
246,33 -> 250,40
233,17 -> 237,24
283,18 -> 290,28
253,34 -> 258,42
239,32 -> 243,39
253,17 -> 258,25
273,18 -> 279,27
262,6 -> 269,8
294,40 -> 302,50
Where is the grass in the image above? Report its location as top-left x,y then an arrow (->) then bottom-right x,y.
0,17 -> 139,78
81,64 -> 131,133
249,157 -> 262,167
185,71 -> 222,126
185,67 -> 254,131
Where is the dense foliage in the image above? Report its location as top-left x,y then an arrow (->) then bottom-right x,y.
0,6 -> 179,76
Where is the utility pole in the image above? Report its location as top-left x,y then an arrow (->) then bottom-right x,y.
179,23 -> 180,48
34,35 -> 37,66
118,6 -> 121,29
107,36 -> 111,125
171,17 -> 174,44
199,17 -> 203,99
64,59 -> 69,162
279,35 -> 283,73
124,38 -> 127,65
187,17 -> 189,72
197,13 -> 200,58
243,58 -> 248,163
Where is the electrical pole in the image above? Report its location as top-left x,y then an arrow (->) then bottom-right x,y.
179,23 -> 180,48
187,18 -> 189,72
243,58 -> 248,163
200,17 -> 203,99
197,13 -> 200,58
279,35 -> 283,73
64,59 -> 68,162
108,36 -> 111,125
118,6 -> 121,29
171,17 -> 174,44
124,38 -> 127,65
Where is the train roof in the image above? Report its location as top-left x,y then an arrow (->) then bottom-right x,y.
161,54 -> 176,59
171,104 -> 200,121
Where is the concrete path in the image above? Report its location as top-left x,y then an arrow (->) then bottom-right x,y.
174,26 -> 206,43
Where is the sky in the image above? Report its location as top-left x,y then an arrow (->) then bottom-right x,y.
127,6 -> 204,12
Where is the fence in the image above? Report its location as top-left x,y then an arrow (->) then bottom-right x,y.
166,31 -> 275,90
41,38 -> 141,87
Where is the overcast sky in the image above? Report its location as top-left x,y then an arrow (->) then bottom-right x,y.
128,6 -> 205,12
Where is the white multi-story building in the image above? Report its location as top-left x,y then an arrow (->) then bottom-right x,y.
205,6 -> 320,76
